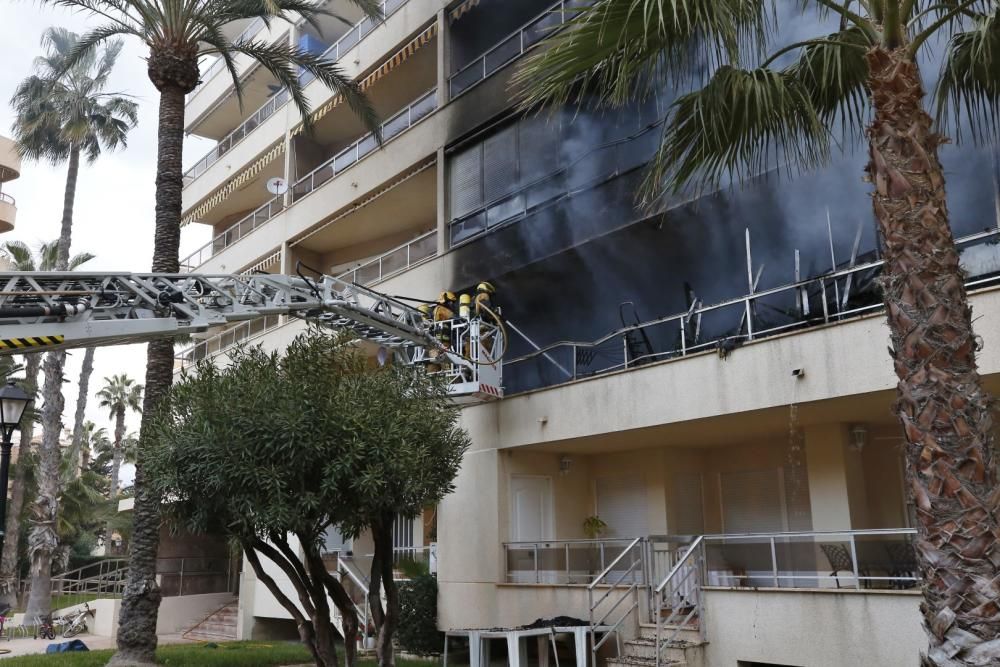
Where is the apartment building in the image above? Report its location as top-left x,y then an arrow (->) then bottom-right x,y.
178,0 -> 1000,664
0,136 -> 20,235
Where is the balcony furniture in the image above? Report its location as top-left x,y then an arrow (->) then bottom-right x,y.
885,542 -> 919,590
821,543 -> 871,589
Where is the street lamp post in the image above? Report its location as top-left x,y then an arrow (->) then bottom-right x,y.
0,380 -> 32,557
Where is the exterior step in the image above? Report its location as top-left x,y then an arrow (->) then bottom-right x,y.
624,636 -> 702,662
607,657 -> 684,666
183,600 -> 238,641
638,623 -> 700,642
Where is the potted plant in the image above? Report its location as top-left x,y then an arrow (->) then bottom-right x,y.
583,515 -> 608,539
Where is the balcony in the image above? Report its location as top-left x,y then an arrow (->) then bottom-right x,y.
0,193 -> 15,233
182,0 -> 415,188
448,0 -> 568,99
181,88 -> 437,272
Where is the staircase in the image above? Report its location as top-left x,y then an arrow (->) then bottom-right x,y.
607,623 -> 706,667
183,600 -> 238,641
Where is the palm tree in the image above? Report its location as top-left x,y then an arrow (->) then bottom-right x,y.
44,1 -> 383,660
96,374 -> 142,499
0,241 -> 94,609
519,2 -> 1000,662
68,348 -> 96,479
12,27 -> 136,624
76,421 -> 109,477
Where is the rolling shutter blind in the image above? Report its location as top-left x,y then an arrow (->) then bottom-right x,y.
672,473 -> 705,536
449,143 -> 483,218
719,469 -> 786,534
483,124 -> 519,203
596,476 -> 647,539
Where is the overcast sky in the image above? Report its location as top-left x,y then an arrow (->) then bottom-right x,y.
1,5 -> 215,482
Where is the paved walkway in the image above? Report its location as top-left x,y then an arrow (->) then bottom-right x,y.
0,633 -> 196,659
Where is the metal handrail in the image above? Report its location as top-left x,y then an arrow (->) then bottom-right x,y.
175,312 -> 282,369
334,230 -> 437,286
449,0 -> 569,98
502,225 -> 1000,387
654,536 -> 704,667
0,192 -> 14,206
587,537 -> 642,663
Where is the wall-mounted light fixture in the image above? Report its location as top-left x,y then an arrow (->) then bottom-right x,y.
850,424 -> 868,452
559,455 -> 572,476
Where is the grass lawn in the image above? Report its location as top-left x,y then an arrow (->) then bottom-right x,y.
0,641 -> 437,666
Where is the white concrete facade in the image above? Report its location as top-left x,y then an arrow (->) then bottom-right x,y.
178,1 -> 997,664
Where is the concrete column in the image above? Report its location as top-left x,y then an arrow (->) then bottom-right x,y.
436,146 -> 449,255
281,25 -> 298,209
436,9 -> 451,108
804,423 -> 870,531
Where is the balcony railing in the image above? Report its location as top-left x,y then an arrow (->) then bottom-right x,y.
183,88 -> 290,185
291,88 -> 437,202
504,538 -> 640,585
183,0 -> 412,186
181,196 -> 284,271
449,0 -> 568,98
299,0 -> 410,87
175,313 -> 282,371
335,230 -> 437,285
0,192 -> 13,205
189,18 -> 266,99
503,226 -> 1000,394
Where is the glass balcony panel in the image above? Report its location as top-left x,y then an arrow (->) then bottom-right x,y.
486,193 -> 525,228
357,135 -> 378,159
355,262 -> 381,285
484,33 -> 521,76
380,246 -> 407,277
449,65 -> 482,97
450,211 -> 487,245
333,148 -> 356,172
410,94 -> 436,122
338,27 -> 360,52
409,233 -> 436,262
382,113 -> 409,141
523,10 -> 561,48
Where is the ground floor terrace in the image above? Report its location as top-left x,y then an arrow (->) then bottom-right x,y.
436,376 -> 942,665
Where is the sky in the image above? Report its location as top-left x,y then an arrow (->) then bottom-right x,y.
1,4 -> 215,482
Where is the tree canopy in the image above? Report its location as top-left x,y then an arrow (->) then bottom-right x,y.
145,331 -> 469,667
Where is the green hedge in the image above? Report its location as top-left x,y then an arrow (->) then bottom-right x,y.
397,574 -> 444,656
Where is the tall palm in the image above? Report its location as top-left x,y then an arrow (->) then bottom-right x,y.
0,241 -> 94,609
76,421 -> 109,476
96,374 -> 142,499
520,1 -> 1000,663
68,348 -> 96,479
46,1 -> 383,661
12,27 -> 136,624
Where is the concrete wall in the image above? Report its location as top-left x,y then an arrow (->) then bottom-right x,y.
702,588 -> 924,666
64,592 -> 234,637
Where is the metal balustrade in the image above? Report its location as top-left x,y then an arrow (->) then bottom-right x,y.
299,0 -> 410,87
503,226 -> 1000,392
180,196 -> 285,271
175,313 -> 282,370
449,0 -> 568,98
336,231 -> 437,285
291,89 -> 437,202
183,88 -> 290,185
0,192 -> 13,205
503,538 -> 639,585
184,0 -> 412,186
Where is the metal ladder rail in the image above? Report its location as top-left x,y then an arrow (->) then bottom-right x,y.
654,536 -> 705,667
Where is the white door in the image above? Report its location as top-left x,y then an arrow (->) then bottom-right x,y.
510,475 -> 552,542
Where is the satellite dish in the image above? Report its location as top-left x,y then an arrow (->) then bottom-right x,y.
266,177 -> 288,195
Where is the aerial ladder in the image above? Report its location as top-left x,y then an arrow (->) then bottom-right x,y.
0,270 -> 504,403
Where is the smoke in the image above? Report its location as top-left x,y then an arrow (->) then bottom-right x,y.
442,0 -> 1000,394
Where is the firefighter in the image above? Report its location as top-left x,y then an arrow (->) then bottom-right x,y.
474,281 -> 496,317
417,303 -> 431,320
428,291 -> 456,372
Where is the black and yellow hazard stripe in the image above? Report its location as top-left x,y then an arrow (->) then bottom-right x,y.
0,335 -> 64,350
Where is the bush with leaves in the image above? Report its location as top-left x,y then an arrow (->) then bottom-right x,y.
146,331 -> 469,667
397,574 -> 444,657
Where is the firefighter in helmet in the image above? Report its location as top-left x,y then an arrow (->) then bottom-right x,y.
428,291 -> 456,372
474,281 -> 496,317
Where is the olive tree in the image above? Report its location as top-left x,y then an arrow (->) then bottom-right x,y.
145,331 -> 469,667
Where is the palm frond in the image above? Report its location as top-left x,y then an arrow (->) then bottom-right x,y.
2,241 -> 37,271
68,252 -> 96,270
935,6 -> 1000,142
648,65 -> 829,202
515,0 -> 773,112
784,27 -> 871,142
232,39 -> 379,136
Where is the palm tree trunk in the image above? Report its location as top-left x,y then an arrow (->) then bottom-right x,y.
110,407 -> 124,499
69,347 -> 95,477
111,85 -> 186,666
55,147 -> 80,271
0,353 -> 40,609
865,47 -> 1000,666
24,145 -> 82,621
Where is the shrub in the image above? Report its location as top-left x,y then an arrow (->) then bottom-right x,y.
397,574 -> 444,656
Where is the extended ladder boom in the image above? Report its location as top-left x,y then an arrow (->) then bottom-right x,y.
0,270 -> 505,402
0,271 -> 433,353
